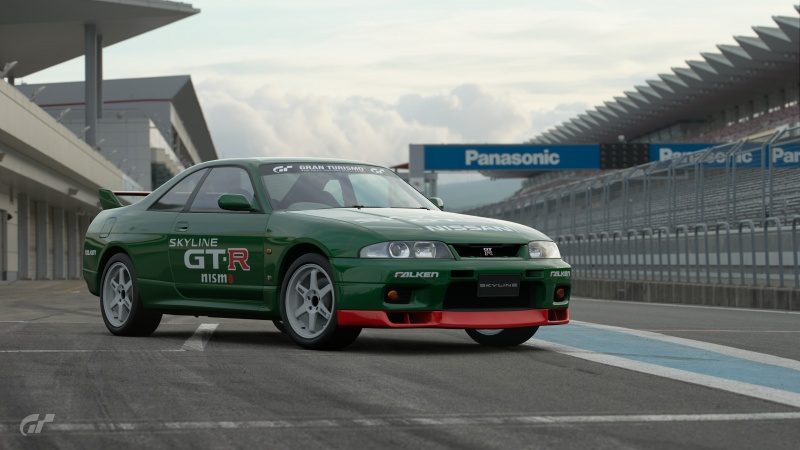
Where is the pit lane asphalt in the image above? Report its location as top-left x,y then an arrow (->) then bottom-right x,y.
1,281 -> 798,449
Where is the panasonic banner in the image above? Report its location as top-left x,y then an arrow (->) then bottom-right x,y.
422,144 -> 600,171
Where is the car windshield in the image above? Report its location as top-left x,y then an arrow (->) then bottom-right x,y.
260,163 -> 434,211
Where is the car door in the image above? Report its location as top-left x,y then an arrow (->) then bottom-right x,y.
168,165 -> 268,306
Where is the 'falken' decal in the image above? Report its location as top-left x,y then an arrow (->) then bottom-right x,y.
550,270 -> 571,278
394,271 -> 439,279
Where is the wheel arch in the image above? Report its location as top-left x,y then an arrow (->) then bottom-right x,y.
96,245 -> 130,288
278,242 -> 329,284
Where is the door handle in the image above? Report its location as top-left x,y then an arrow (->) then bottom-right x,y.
175,221 -> 189,232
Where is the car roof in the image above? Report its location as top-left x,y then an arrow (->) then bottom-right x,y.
194,157 -> 386,169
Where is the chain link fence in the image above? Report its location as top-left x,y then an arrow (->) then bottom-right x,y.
467,127 -> 800,288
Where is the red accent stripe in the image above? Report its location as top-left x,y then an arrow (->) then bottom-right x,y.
337,309 -> 569,329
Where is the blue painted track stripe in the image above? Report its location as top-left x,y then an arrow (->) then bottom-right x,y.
537,324 -> 800,394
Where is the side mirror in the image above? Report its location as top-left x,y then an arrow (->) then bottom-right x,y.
429,197 -> 444,210
218,194 -> 255,212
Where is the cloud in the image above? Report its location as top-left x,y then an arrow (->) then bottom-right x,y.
396,85 -> 529,142
199,81 -> 562,165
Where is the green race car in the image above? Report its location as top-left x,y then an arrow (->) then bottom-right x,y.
83,158 -> 571,350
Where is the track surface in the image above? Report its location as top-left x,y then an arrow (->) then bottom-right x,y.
1,281 -> 799,449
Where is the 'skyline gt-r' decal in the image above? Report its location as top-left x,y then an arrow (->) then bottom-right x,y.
169,238 -> 219,248
183,248 -> 251,271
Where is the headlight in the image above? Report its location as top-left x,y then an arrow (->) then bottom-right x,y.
360,241 -> 453,259
528,241 -> 561,259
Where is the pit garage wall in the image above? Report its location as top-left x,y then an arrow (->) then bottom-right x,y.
0,81 -> 132,282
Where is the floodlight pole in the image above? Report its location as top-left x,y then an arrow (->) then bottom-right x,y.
84,24 -> 103,147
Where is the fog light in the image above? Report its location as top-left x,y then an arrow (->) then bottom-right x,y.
554,287 -> 566,301
386,290 -> 400,302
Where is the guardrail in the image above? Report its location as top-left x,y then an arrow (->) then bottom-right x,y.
556,215 -> 800,289
468,126 -> 800,238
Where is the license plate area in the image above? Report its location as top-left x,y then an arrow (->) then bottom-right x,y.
477,275 -> 521,297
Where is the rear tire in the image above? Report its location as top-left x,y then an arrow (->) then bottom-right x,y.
465,327 -> 538,347
279,254 -> 361,350
100,253 -> 162,336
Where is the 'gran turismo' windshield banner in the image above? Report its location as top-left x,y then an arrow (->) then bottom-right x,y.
263,164 -> 392,175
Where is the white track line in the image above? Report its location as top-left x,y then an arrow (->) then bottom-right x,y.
572,320 -> 800,372
0,412 -> 798,433
182,323 -> 218,351
532,340 -> 800,409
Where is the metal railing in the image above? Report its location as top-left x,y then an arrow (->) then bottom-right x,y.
469,127 -> 800,237
467,127 -> 800,288
554,216 -> 800,288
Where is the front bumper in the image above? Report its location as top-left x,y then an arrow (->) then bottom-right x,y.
330,257 -> 571,325
338,308 -> 569,329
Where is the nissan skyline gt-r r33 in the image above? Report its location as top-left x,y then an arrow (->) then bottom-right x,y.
82,158 -> 571,350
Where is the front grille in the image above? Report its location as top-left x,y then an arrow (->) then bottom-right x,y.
443,281 -> 543,310
452,244 -> 523,258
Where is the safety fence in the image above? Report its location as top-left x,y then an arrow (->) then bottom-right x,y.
555,216 -> 800,289
468,127 -> 800,237
466,126 -> 800,289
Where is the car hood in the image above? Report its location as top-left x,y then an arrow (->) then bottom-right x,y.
289,207 -> 550,244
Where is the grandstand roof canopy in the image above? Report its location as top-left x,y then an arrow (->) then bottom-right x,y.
533,12 -> 800,145
0,0 -> 198,78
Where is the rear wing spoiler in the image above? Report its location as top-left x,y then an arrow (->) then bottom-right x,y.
99,189 -> 151,210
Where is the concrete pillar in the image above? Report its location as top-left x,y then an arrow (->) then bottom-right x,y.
35,202 -> 48,280
53,207 -> 64,279
0,208 -> 6,281
84,24 -> 99,147
66,212 -> 78,279
408,144 -> 426,194
96,33 -> 103,119
17,193 -> 28,280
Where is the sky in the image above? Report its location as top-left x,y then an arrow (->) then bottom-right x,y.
23,0 -> 799,170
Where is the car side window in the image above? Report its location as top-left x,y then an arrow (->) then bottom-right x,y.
189,166 -> 256,213
150,169 -> 207,211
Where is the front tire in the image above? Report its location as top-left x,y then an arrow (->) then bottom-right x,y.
465,327 -> 538,347
100,253 -> 162,336
279,254 -> 361,350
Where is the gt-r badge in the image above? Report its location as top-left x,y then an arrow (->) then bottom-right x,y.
483,248 -> 493,256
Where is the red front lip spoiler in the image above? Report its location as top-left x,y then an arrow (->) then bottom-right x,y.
337,308 -> 569,329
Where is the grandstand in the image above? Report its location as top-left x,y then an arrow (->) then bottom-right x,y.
466,11 -> 800,295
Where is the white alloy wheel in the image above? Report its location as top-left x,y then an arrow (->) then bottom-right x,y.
285,263 -> 335,339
